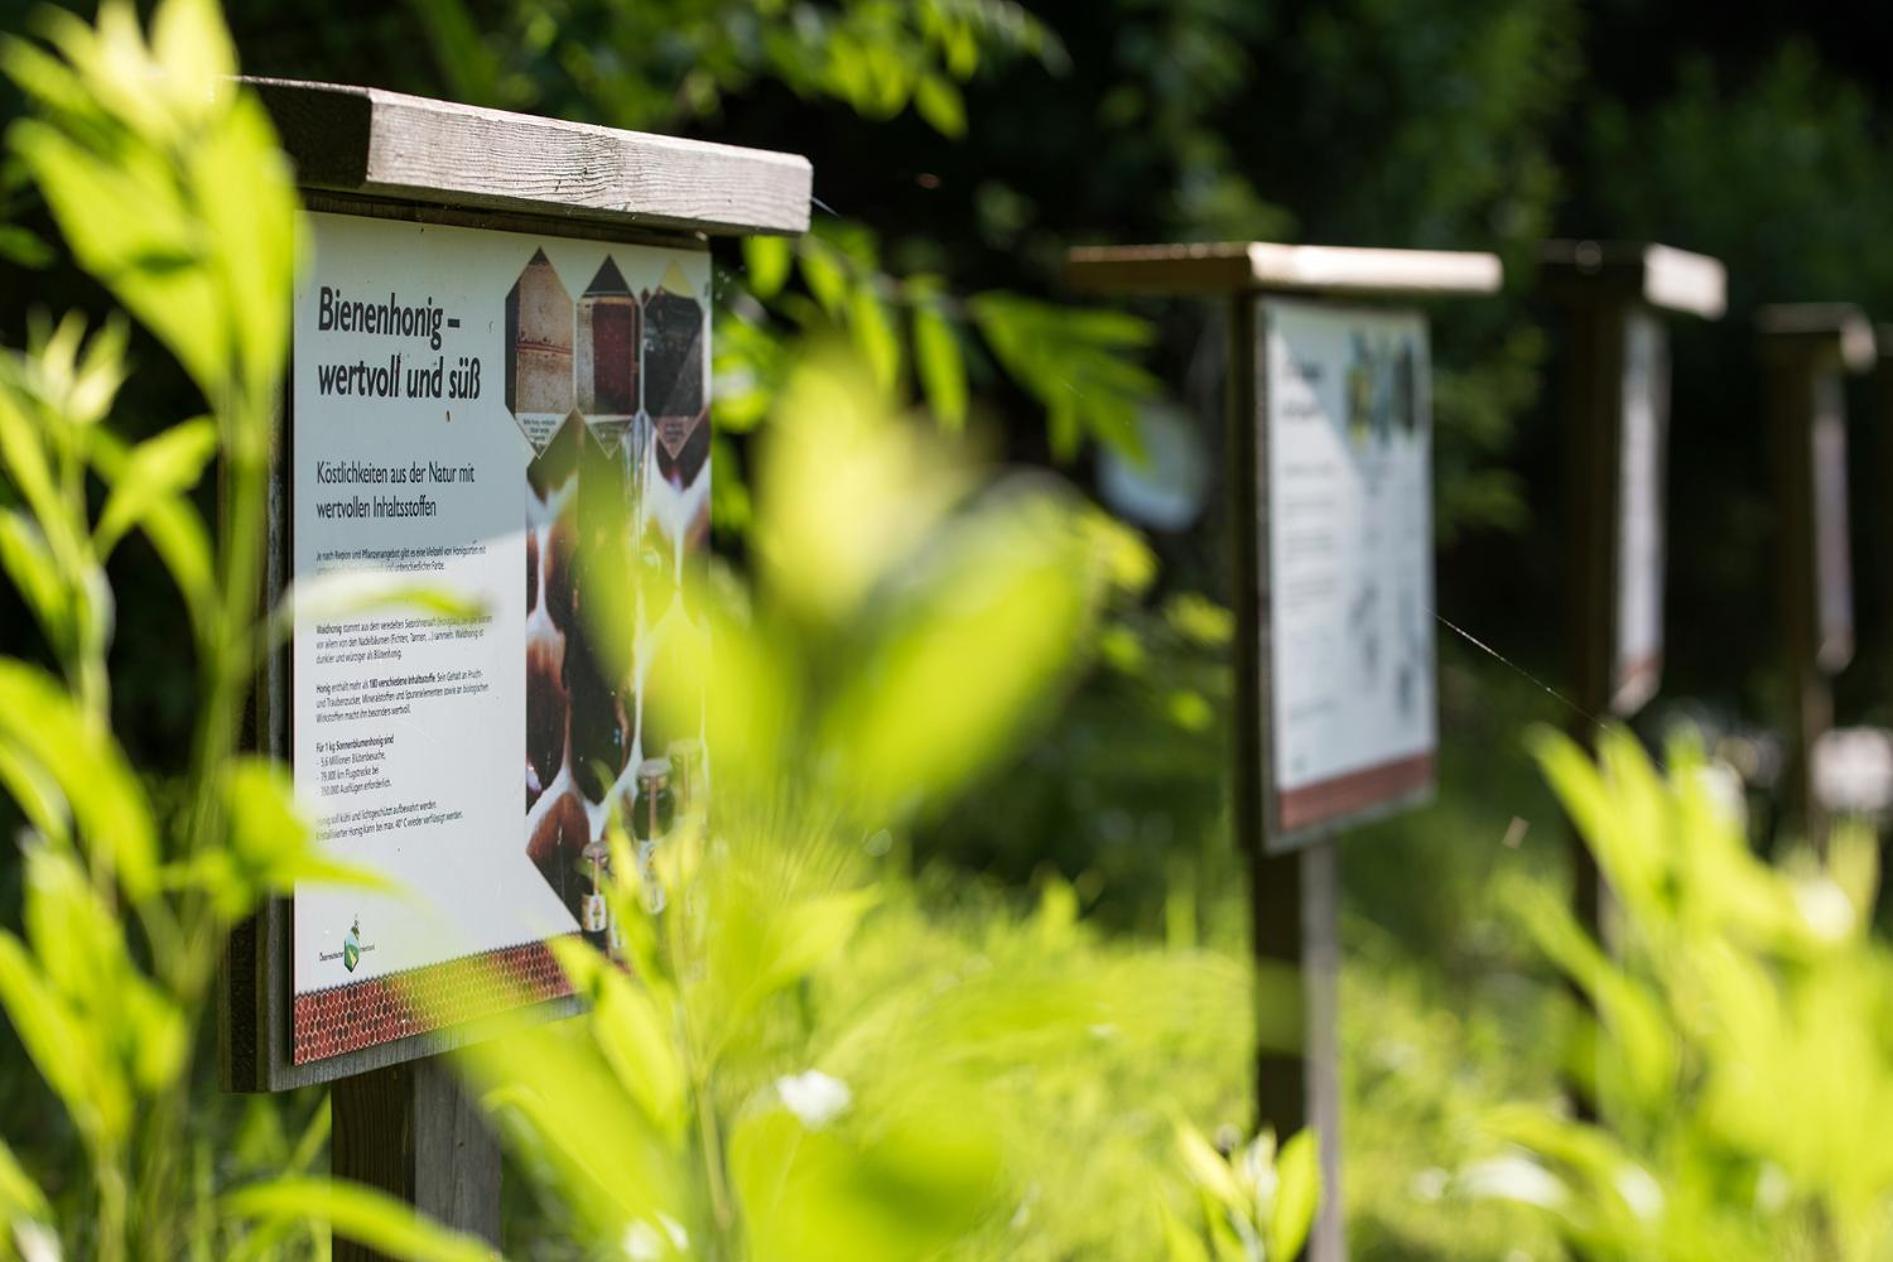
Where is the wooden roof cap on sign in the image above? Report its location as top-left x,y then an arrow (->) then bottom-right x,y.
1756,303 -> 1877,373
246,78 -> 812,237
1064,241 -> 1503,298
1541,241 -> 1727,319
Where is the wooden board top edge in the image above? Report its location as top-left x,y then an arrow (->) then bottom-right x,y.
1540,240 -> 1726,318
1065,241 -> 1502,297
1756,302 -> 1877,372
246,77 -> 812,237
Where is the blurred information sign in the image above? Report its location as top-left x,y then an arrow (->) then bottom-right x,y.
1613,309 -> 1669,712
1260,299 -> 1436,844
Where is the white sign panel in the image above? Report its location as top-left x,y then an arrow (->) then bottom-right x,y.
290,212 -> 711,1063
1613,309 -> 1668,713
1811,372 -> 1855,673
1260,299 -> 1436,844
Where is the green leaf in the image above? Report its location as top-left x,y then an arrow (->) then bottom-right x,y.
799,241 -> 850,318
730,1086 -> 1002,1262
706,884 -> 881,1049
138,491 -> 216,635
1176,1124 -> 1244,1210
0,660 -> 158,898
0,1135 -> 50,1225
0,740 -> 70,848
19,845 -> 188,1095
549,939 -> 687,1138
224,1177 -> 497,1262
911,300 -> 968,430
9,117 -> 227,399
0,224 -> 53,268
753,348 -> 967,624
62,314 -> 128,427
0,931 -> 128,1144
224,758 -> 314,871
820,492 -> 1102,812
190,91 -> 299,394
0,383 -> 61,530
847,284 -> 901,394
769,889 -> 880,993
454,1022 -> 686,1247
176,758 -> 390,918
94,417 -> 217,554
745,235 -> 794,300
1267,1129 -> 1320,1262
913,73 -> 966,137
150,0 -> 237,102
21,845 -> 124,1012
83,426 -> 215,631
969,292 -> 1156,462
0,511 -> 69,652
123,976 -> 188,1091
1159,1202 -> 1213,1262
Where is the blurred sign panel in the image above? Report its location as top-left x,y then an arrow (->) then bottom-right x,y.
1812,373 -> 1855,673
1259,299 -> 1436,846
1613,310 -> 1669,713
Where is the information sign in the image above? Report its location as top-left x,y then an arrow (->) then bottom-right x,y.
288,212 -> 710,1064
1613,309 -> 1669,712
1260,299 -> 1436,842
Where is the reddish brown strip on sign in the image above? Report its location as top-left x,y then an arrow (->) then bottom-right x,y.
1275,753 -> 1435,834
291,938 -> 577,1065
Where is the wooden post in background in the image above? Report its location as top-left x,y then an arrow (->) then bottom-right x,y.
1540,243 -> 1723,1108
1069,242 -> 1502,1262
1226,294 -> 1340,1248
1756,305 -> 1873,849
332,1058 -> 502,1260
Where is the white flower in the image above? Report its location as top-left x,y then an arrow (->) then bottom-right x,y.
622,1214 -> 689,1259
777,1069 -> 852,1129
1756,1162 -> 1790,1213
1409,1166 -> 1449,1202
1613,1163 -> 1664,1222
1794,877 -> 1854,943
622,1221 -> 662,1261
657,1213 -> 690,1249
1456,1154 -> 1567,1211
15,1222 -> 61,1262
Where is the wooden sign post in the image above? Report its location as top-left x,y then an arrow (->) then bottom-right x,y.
1540,242 -> 1724,947
219,80 -> 809,1257
1756,305 -> 1874,847
1068,242 -> 1501,1261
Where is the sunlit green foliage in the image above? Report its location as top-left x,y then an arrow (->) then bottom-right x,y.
1163,1124 -> 1318,1262
410,0 -> 1062,136
0,2 -> 496,1257
457,344 -> 1308,1260
1454,729 -> 1893,1261
401,0 -> 1162,514
734,229 -> 1159,464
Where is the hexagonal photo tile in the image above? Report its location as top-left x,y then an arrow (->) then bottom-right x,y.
505,248 -> 575,451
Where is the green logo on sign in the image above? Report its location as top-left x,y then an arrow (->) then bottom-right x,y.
343,918 -> 361,973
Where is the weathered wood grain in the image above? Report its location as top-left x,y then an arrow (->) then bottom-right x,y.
332,1057 -> 501,1260
246,77 -> 812,237
1066,241 -> 1502,297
